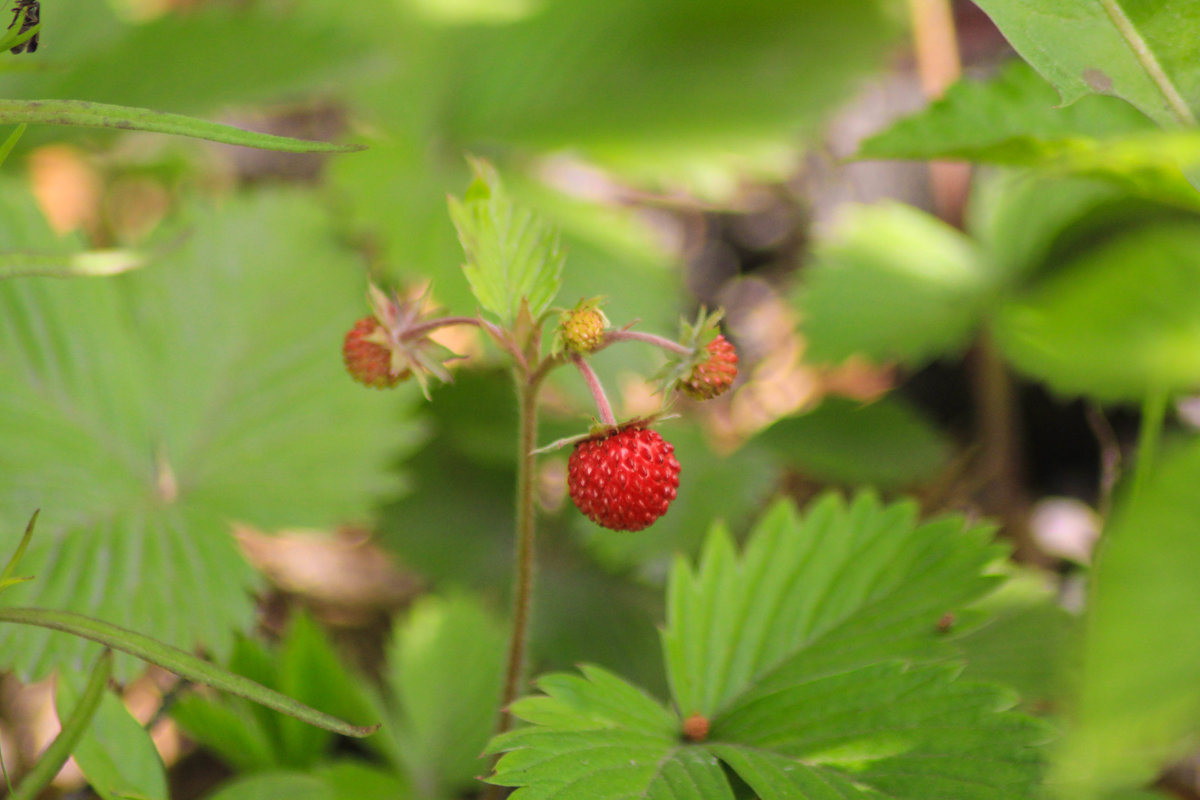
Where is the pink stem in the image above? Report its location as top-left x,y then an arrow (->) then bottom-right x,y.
401,316 -> 484,340
571,354 -> 617,426
604,329 -> 690,355
403,316 -> 527,370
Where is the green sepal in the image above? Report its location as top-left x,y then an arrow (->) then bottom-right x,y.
653,307 -> 726,395
0,510 -> 38,593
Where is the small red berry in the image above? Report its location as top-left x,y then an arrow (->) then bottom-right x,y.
343,316 -> 408,388
568,427 -> 681,532
680,334 -> 738,400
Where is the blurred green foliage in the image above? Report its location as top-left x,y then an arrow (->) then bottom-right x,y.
3,0 -> 1200,798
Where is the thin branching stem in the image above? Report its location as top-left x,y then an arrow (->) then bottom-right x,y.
603,329 -> 690,355
571,354 -> 617,426
487,364 -> 548,799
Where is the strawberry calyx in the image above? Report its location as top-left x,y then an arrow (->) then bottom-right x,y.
531,413 -> 677,455
655,307 -> 738,400
346,283 -> 467,397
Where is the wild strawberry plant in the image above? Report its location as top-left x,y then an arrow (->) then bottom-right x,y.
326,161 -> 1048,798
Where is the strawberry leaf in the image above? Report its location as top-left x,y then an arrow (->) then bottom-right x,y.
797,202 -> 994,368
487,665 -> 735,799
0,190 -> 420,681
448,159 -> 565,324
490,495 -> 1048,799
369,593 -> 507,797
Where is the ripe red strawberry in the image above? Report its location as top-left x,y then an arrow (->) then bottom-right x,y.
343,316 -> 408,389
568,427 -> 681,532
680,334 -> 738,400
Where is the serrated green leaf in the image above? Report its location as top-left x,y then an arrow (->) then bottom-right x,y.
994,221 -> 1200,401
0,190 -> 420,681
758,395 -> 951,488
663,495 -> 1005,717
971,0 -> 1200,128
489,666 -> 733,800
0,100 -> 362,152
1052,435 -> 1200,797
798,201 -> 992,367
707,744 -> 890,800
57,678 -> 167,800
379,593 -> 506,796
448,161 -> 564,323
491,495 -> 1046,799
859,60 -> 1153,164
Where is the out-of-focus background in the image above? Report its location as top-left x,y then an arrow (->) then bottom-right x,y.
3,0 -> 1200,797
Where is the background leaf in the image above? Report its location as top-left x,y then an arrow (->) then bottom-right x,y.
375,593 -> 507,798
57,679 -> 168,800
1052,435 -> 1200,797
858,60 -> 1154,165
797,202 -> 992,367
994,221 -> 1200,401
970,0 -> 1200,127
758,395 -> 952,489
0,190 -> 421,680
172,613 -> 377,772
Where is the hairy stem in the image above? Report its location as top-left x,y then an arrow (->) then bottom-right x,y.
572,354 -> 617,426
492,372 -> 542,745
604,329 -> 691,355
12,649 -> 112,800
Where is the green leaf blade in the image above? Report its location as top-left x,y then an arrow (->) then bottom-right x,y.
857,59 -> 1155,164
994,221 -> 1200,401
58,678 -> 168,800
797,202 -> 991,367
449,161 -> 564,323
381,593 -> 507,795
0,99 -> 362,152
709,745 -> 887,800
971,0 -> 1200,127
487,667 -> 727,800
1053,435 -> 1200,796
492,496 -> 1044,799
0,191 -> 420,681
